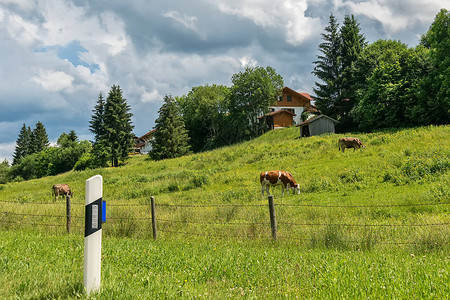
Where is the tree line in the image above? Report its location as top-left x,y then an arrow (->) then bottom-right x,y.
313,9 -> 449,131
0,85 -> 134,183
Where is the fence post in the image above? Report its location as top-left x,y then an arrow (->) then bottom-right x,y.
66,195 -> 71,233
268,195 -> 277,241
151,196 -> 157,240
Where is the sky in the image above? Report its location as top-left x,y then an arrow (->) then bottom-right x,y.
0,0 -> 448,162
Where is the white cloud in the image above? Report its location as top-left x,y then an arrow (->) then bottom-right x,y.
141,89 -> 162,103
0,0 -> 36,11
163,10 -> 199,32
335,0 -> 448,33
214,0 -> 321,45
239,56 -> 258,68
31,70 -> 74,92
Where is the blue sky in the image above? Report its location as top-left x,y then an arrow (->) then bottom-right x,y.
0,0 -> 448,162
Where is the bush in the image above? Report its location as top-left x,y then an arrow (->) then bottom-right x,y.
73,153 -> 96,171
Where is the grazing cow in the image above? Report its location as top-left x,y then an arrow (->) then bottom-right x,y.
338,137 -> 366,153
52,184 -> 73,200
260,170 -> 300,197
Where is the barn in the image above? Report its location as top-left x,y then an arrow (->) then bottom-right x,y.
296,114 -> 338,138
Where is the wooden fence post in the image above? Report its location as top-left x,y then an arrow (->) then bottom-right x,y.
151,196 -> 157,240
66,195 -> 71,234
268,195 -> 277,241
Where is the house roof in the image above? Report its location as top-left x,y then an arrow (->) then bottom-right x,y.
295,114 -> 339,127
283,87 -> 312,101
137,129 -> 156,140
258,109 -> 297,118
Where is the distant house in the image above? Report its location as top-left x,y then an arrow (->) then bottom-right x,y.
270,87 -> 316,125
296,114 -> 338,138
258,109 -> 297,129
258,87 -> 316,129
133,129 -> 156,153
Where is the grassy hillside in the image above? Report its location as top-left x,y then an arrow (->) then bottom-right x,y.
0,125 -> 449,298
1,125 -> 449,245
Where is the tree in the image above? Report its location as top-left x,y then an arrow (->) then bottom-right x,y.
89,92 -> 109,167
419,9 -> 450,124
178,84 -> 230,152
338,15 -> 366,127
150,95 -> 191,160
312,14 -> 366,129
89,92 -> 106,143
12,123 -> 32,165
103,85 -> 134,167
29,121 -> 49,154
68,130 -> 78,142
352,41 -> 432,130
228,66 -> 283,143
313,13 -> 342,118
0,159 -> 10,184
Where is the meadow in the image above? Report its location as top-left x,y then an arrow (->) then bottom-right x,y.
0,125 -> 449,298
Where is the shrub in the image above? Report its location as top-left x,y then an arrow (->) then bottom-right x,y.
73,153 -> 96,171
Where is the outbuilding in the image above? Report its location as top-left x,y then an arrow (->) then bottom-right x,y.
296,114 -> 338,138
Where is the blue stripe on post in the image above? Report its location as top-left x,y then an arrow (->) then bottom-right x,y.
102,201 -> 106,223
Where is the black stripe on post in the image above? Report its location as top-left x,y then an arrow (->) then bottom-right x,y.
85,197 -> 103,237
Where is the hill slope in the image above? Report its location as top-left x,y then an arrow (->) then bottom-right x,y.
0,125 -> 449,245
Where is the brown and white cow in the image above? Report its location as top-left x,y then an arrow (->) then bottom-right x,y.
338,137 -> 366,153
52,184 -> 73,200
260,170 -> 300,197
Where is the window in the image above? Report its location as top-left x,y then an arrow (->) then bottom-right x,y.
278,96 -> 282,101
287,95 -> 292,102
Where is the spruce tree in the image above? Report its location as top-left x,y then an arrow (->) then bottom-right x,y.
89,92 -> 109,167
30,121 -> 49,154
313,14 -> 365,128
150,95 -> 191,160
313,13 -> 342,118
89,92 -> 106,143
338,15 -> 366,126
12,123 -> 32,165
103,85 -> 134,167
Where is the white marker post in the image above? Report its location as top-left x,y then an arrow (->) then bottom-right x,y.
84,175 -> 103,295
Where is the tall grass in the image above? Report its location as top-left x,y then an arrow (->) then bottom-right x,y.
0,125 -> 449,297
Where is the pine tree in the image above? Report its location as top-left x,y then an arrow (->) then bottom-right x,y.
89,92 -> 106,143
103,85 -> 134,167
89,92 -> 109,167
30,121 -> 49,154
313,14 -> 366,126
12,123 -> 32,165
68,130 -> 78,142
312,13 -> 342,118
338,15 -> 366,126
150,95 -> 191,160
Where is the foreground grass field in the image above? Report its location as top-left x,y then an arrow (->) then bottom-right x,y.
0,125 -> 449,298
1,231 -> 448,299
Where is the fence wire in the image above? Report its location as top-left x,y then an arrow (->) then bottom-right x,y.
1,198 -> 449,244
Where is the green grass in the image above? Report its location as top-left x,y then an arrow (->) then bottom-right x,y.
1,231 -> 448,299
0,125 -> 449,298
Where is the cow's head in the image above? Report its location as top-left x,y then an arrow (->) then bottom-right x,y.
293,184 -> 300,195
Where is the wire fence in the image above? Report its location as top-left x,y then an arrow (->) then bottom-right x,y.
1,197 -> 449,246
